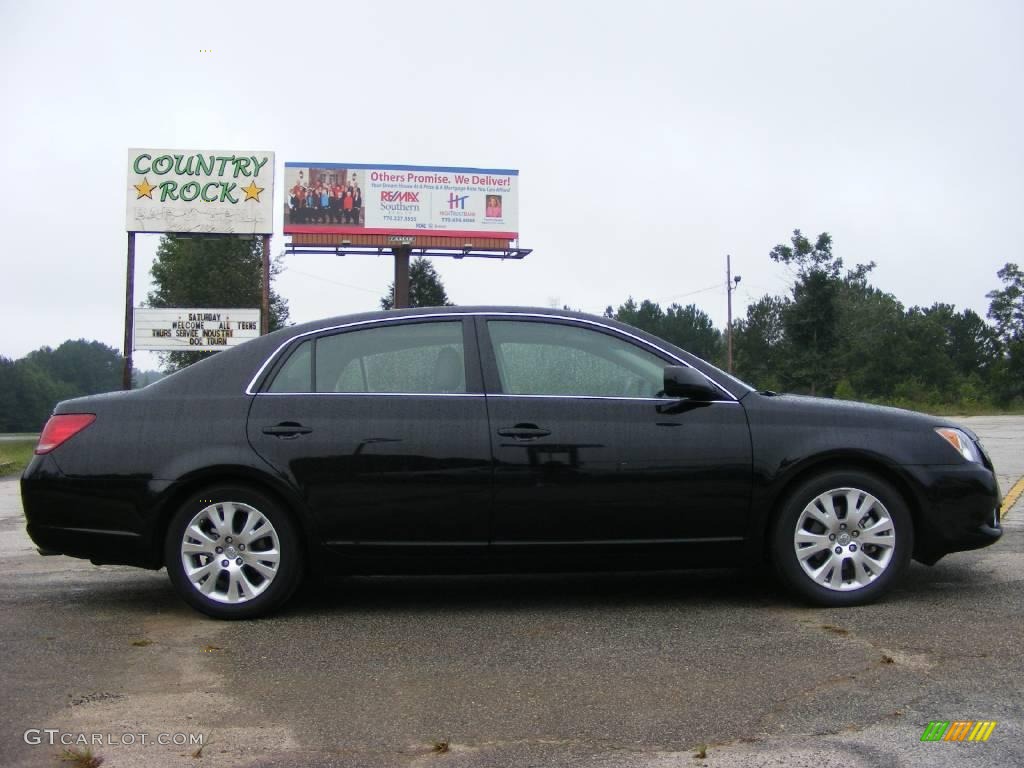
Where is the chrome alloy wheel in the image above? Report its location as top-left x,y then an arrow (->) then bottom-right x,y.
179,501 -> 281,604
792,487 -> 896,591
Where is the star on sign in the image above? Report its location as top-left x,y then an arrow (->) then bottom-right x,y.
241,180 -> 264,202
134,177 -> 156,199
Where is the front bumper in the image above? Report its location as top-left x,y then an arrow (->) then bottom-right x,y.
903,462 -> 1002,565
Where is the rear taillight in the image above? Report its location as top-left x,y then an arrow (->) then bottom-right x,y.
35,414 -> 96,454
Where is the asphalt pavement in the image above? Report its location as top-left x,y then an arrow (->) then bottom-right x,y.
1,416 -> 1021,767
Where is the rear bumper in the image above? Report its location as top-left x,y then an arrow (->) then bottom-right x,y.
20,454 -> 167,569
25,522 -> 153,566
903,463 -> 1002,565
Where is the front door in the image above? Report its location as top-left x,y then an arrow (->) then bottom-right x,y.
478,317 -> 752,560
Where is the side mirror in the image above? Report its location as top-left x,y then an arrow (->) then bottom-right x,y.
663,365 -> 720,400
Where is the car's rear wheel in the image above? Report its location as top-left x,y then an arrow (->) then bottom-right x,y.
771,470 -> 913,606
164,485 -> 302,619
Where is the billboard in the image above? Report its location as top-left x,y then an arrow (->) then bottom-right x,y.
134,308 -> 261,352
283,162 -> 518,239
127,149 -> 275,234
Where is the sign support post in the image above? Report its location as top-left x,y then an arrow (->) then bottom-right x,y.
122,233 -> 136,390
261,234 -> 271,334
393,245 -> 411,309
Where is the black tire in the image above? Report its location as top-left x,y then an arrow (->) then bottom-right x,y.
164,485 -> 303,619
771,469 -> 913,607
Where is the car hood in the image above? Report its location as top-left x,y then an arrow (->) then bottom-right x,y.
738,392 -> 981,467
750,392 -> 956,427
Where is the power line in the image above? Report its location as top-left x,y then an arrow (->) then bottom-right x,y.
284,268 -> 380,296
654,282 -> 724,305
571,282 -> 726,316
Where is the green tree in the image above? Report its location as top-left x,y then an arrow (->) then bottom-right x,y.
986,262 -> 1024,401
4,359 -> 75,432
769,230 -> 845,395
987,263 -> 1024,340
611,298 -> 665,336
0,341 -> 133,431
942,307 -> 1000,379
733,295 -> 789,391
903,307 -> 959,401
834,278 -> 908,400
661,303 -> 723,363
0,357 -> 17,431
911,304 -> 1000,386
24,340 -> 122,396
608,298 -> 722,362
146,236 -> 289,372
380,256 -> 454,309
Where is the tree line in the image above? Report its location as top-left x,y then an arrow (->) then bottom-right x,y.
604,230 -> 1023,411
0,341 -> 165,432
2,231 -> 1022,433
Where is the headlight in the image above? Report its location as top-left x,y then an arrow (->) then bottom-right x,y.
934,427 -> 983,463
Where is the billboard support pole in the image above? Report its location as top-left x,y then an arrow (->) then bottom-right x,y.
393,245 -> 411,309
261,234 -> 271,334
122,233 -> 135,391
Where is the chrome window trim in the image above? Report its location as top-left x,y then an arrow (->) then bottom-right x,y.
486,394 -> 741,404
251,392 -> 739,403
244,311 -> 739,402
254,391 -> 486,398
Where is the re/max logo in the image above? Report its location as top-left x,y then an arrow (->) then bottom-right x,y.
920,721 -> 997,742
381,191 -> 420,203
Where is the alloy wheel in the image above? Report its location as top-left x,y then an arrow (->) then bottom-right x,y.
179,501 -> 281,604
792,487 -> 896,591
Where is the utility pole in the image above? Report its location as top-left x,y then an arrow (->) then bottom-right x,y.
726,254 -> 741,373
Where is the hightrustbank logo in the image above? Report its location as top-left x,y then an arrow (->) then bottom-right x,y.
920,721 -> 997,742
447,193 -> 469,209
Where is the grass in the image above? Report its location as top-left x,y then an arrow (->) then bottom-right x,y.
0,438 -> 35,478
58,747 -> 104,767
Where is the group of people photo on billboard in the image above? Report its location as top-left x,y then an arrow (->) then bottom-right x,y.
286,168 -> 363,226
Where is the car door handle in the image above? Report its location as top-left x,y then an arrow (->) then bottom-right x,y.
262,422 -> 313,438
497,424 -> 551,440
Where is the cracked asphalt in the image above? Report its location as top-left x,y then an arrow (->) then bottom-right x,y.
2,415 -> 1022,767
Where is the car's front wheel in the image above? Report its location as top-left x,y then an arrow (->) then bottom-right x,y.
772,470 -> 913,606
164,485 -> 302,619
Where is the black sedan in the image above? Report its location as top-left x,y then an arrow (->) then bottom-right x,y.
21,307 -> 1002,618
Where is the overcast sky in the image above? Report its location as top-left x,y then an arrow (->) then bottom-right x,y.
2,0 -> 1021,368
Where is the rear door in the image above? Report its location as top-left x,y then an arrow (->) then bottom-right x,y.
246,317 -> 492,558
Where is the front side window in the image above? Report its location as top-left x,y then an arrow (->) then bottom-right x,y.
487,320 -> 666,397
266,321 -> 466,394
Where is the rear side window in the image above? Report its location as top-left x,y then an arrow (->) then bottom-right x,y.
267,340 -> 312,393
265,322 -> 466,394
